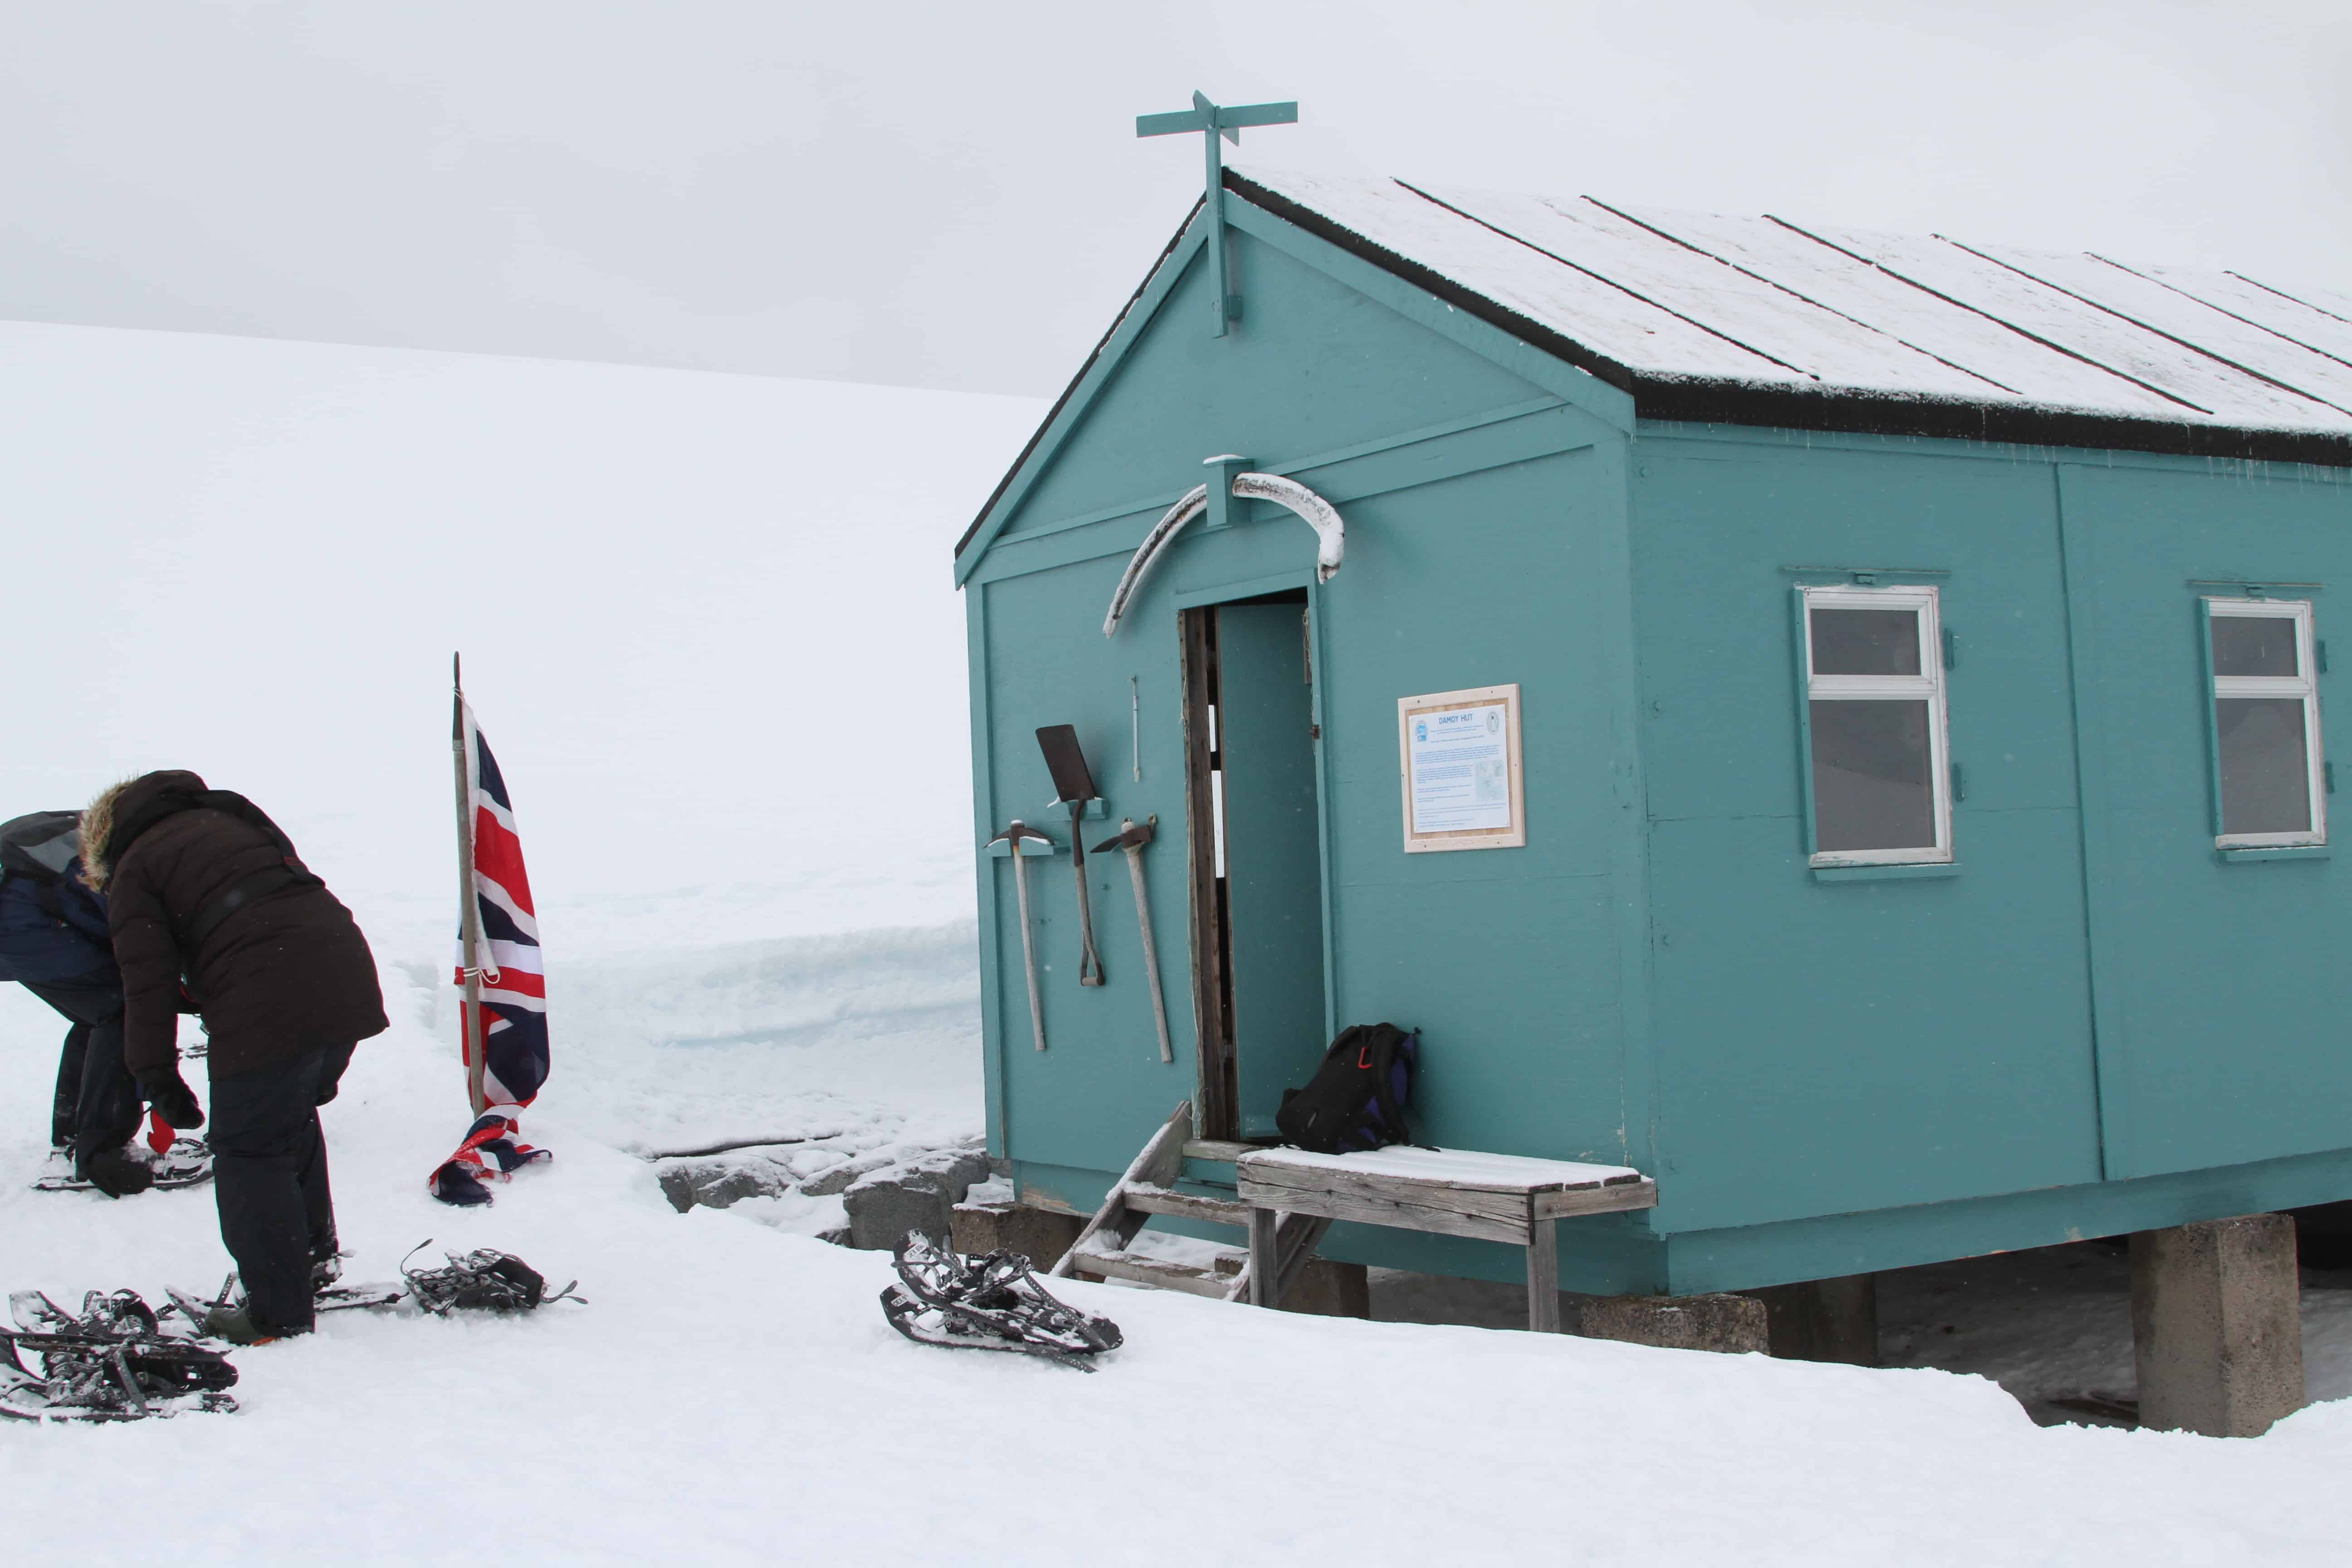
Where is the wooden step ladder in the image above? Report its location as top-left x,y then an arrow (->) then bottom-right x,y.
1050,1100 -> 1329,1307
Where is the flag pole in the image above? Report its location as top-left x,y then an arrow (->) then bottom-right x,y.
453,652 -> 488,1117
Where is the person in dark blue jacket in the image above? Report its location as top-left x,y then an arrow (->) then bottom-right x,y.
0,810 -> 153,1196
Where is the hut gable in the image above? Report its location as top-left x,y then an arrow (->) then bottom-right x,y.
988,210 -> 1555,551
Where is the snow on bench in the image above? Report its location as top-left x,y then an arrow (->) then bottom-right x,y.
1235,1145 -> 1654,1245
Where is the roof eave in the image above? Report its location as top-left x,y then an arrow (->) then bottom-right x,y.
1632,378 -> 2352,467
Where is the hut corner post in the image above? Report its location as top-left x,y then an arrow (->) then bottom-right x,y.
452,653 -> 487,1117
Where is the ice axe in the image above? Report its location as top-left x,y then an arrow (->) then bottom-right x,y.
1093,816 -> 1172,1063
986,820 -> 1054,1052
1035,725 -> 1105,988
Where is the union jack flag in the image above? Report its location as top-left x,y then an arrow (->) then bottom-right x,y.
455,701 -> 549,1109
433,695 -> 553,1205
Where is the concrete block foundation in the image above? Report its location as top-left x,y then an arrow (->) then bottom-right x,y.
1572,1291 -> 1769,1355
2130,1213 -> 2304,1437
948,1200 -> 1085,1268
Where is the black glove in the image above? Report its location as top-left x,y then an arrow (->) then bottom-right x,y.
139,1070 -> 205,1132
314,1040 -> 356,1106
79,1147 -> 156,1200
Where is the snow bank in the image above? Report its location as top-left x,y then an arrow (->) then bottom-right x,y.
398,917 -> 983,1157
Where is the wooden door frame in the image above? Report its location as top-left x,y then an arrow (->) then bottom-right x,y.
1176,569 -> 1337,1141
1179,604 -> 1235,1140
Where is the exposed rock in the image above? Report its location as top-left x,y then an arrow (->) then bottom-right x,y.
844,1147 -> 992,1251
801,1149 -> 902,1197
655,1155 -> 794,1214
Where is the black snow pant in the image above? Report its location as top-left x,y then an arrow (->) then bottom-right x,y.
26,971 -> 141,1166
209,1044 -> 349,1335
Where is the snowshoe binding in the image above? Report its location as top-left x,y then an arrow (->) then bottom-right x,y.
399,1241 -> 583,1315
160,1266 -> 395,1341
308,1253 -> 403,1314
161,1277 -> 298,1345
2,1289 -> 239,1421
30,1137 -> 212,1194
880,1233 -> 1122,1371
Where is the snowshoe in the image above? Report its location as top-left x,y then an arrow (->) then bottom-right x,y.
160,1278 -> 296,1345
30,1137 -> 212,1194
28,1149 -> 72,1192
161,1274 -> 401,1339
147,1136 -> 213,1188
315,1280 -> 407,1313
2,1289 -> 238,1421
297,1251 -> 401,1312
880,1233 -> 1122,1371
399,1241 -> 582,1315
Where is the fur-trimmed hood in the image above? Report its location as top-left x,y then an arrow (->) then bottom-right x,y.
78,769 -> 387,1081
79,770 -> 208,890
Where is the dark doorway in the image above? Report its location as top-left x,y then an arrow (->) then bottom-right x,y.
1180,592 -> 1328,1141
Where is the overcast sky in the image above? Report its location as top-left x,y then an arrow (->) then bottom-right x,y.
3,1 -> 2345,396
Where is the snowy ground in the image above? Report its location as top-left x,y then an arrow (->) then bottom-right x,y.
8,939 -> 2352,1566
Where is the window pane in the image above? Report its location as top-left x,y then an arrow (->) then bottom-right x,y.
2215,696 -> 2312,835
2210,615 -> 2299,678
1810,699 -> 1936,852
1810,608 -> 1922,676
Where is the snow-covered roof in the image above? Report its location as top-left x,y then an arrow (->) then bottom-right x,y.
1229,164 -> 2352,465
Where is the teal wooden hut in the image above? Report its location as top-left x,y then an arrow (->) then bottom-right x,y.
953,160 -> 2352,1298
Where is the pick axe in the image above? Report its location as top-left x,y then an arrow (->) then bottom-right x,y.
986,819 -> 1054,1052
1093,816 -> 1172,1063
1035,725 -> 1105,988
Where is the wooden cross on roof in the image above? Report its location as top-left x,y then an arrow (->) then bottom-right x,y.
1138,91 -> 1298,338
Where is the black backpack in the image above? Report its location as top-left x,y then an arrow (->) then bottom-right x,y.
1274,1023 -> 1420,1154
0,811 -> 115,984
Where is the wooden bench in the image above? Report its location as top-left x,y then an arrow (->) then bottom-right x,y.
1235,1145 -> 1658,1332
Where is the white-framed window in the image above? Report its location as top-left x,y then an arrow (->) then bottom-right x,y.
2205,597 -> 2326,848
1799,584 -> 1953,866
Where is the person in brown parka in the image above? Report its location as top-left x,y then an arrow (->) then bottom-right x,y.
81,769 -> 388,1341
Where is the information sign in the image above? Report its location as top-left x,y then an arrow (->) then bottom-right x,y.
1397,683 -> 1524,852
